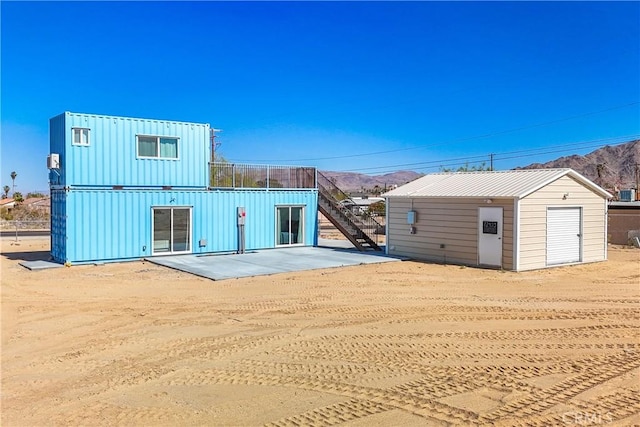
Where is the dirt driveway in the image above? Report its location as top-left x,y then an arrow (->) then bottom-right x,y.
1,238 -> 639,426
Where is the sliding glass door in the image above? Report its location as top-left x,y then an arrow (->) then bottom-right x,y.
152,207 -> 191,255
276,206 -> 304,246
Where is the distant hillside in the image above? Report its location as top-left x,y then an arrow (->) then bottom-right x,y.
518,140 -> 639,190
321,140 -> 639,194
320,170 -> 422,193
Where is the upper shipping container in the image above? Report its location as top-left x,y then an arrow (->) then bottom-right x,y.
49,112 -> 210,188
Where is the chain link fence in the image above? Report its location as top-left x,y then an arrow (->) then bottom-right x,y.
0,220 -> 50,241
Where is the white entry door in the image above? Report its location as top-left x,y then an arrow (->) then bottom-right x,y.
478,207 -> 503,267
546,207 -> 581,265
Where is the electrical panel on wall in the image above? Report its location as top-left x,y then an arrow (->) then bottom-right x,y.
237,207 -> 246,225
407,210 -> 417,224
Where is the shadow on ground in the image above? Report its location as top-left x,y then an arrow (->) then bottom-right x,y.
2,250 -> 52,262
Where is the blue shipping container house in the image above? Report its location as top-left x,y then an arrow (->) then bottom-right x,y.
49,112 -> 319,264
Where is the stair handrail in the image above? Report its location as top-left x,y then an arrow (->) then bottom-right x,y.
316,172 -> 385,243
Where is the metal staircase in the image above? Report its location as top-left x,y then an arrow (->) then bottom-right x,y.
316,172 -> 384,251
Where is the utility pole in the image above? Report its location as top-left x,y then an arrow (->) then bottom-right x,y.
210,128 -> 222,163
209,129 -> 223,188
489,154 -> 494,171
636,163 -> 640,201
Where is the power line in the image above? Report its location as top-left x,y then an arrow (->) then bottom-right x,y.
385,140 -> 636,174
495,134 -> 638,158
229,101 -> 640,163
337,136 -> 638,175
337,153 -> 490,173
337,135 -> 637,173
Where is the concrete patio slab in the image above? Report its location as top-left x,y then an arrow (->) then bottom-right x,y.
146,245 -> 403,281
20,260 -> 64,271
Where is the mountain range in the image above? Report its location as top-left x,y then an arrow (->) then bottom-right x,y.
321,139 -> 639,193
319,170 -> 422,193
517,140 -> 638,190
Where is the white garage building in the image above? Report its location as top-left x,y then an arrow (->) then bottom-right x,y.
384,169 -> 612,271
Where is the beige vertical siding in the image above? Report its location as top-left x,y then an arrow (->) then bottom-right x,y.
518,175 -> 607,271
387,198 -> 513,270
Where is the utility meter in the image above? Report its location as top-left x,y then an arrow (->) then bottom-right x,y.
237,207 -> 246,225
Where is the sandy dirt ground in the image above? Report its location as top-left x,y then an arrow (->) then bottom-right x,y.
1,237 -> 639,426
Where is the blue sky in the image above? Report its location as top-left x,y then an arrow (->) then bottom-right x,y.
2,1 -> 639,193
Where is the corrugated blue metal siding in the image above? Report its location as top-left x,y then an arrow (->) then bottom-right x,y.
49,114 -> 66,186
54,112 -> 209,188
60,189 -> 318,263
198,190 -> 319,252
50,190 -> 67,262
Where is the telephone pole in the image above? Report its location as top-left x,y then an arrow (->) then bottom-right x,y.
635,163 -> 639,201
210,128 -> 222,163
489,153 -> 494,171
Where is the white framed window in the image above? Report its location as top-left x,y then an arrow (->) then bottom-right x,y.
72,128 -> 90,146
137,135 -> 179,159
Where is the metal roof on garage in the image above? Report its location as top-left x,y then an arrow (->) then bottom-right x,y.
383,168 -> 613,199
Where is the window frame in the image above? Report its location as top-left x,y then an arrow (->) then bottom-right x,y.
136,134 -> 180,160
71,128 -> 90,146
151,206 -> 192,255
275,205 -> 305,246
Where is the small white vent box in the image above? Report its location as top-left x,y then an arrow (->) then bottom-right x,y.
47,153 -> 60,169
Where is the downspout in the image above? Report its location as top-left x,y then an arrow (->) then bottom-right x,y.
385,196 -> 390,255
513,198 -> 520,271
604,198 -> 609,260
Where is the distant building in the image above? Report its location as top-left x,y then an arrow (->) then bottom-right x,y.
340,196 -> 385,215
22,197 -> 50,213
608,201 -> 640,245
0,198 -> 16,211
617,189 -> 636,202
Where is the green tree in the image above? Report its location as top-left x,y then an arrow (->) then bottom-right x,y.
26,192 -> 46,198
2,185 -> 9,199
10,171 -> 17,195
441,162 -> 490,172
369,200 -> 386,217
13,192 -> 24,204
0,207 -> 13,220
209,154 -> 229,187
259,178 -> 283,188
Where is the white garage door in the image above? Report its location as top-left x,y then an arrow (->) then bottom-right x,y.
546,207 -> 581,265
